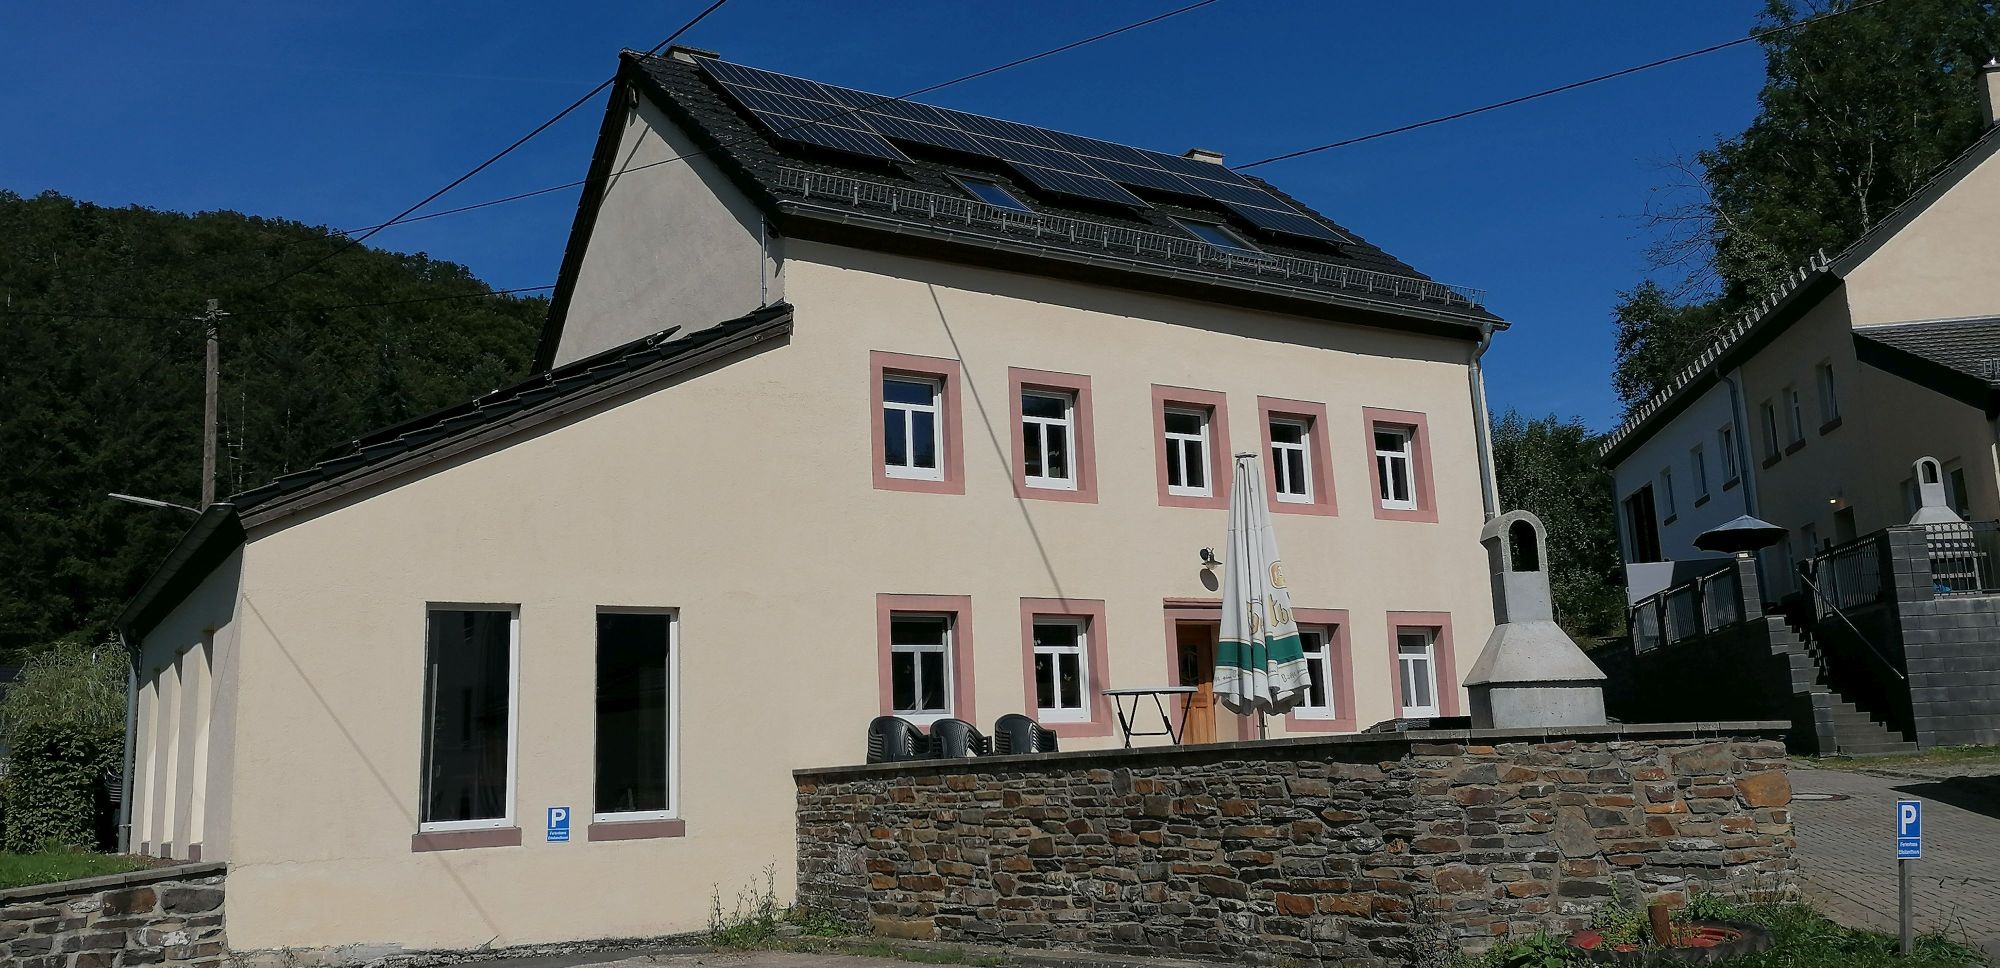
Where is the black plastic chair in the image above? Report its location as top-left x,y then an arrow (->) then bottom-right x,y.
991,713 -> 1059,754
929,718 -> 990,758
866,715 -> 928,763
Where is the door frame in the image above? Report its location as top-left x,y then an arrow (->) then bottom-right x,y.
1162,600 -> 1253,743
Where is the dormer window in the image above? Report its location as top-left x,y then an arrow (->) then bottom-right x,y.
952,176 -> 1032,213
1173,217 -> 1260,254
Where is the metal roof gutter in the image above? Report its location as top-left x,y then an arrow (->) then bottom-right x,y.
117,503 -> 244,642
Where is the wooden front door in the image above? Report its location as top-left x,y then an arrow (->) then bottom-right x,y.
1175,621 -> 1219,744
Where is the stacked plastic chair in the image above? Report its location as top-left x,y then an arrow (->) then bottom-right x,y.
865,715 -> 927,764
929,718 -> 991,758
991,713 -> 1059,754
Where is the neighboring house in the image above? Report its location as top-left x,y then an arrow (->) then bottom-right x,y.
117,49 -> 1505,955
1598,65 -> 2000,753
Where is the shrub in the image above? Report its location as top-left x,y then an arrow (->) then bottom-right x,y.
0,639 -> 127,852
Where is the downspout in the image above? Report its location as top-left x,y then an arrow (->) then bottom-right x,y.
758,217 -> 769,308
1469,321 -> 1500,520
1720,368 -> 1760,517
116,632 -> 138,854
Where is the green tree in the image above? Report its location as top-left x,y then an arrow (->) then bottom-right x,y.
1613,0 -> 2000,413
1490,410 -> 1624,641
0,639 -> 129,850
0,191 -> 546,657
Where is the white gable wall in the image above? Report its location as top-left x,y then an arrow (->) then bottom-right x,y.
552,93 -> 783,366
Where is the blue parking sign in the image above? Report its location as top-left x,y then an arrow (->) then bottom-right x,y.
548,806 -> 572,843
1896,800 -> 1921,859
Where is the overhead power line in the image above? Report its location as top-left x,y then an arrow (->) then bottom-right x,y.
1232,0 -> 1891,170
0,285 -> 555,323
247,0 -> 734,297
313,0 -> 1224,241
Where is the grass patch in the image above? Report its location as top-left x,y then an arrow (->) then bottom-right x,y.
1463,899 -> 1987,967
1795,744 -> 2000,772
0,850 -> 149,890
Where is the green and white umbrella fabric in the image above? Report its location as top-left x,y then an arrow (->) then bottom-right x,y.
1214,453 -> 1311,715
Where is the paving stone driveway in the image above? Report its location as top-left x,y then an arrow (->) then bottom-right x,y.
1791,766 -> 2000,958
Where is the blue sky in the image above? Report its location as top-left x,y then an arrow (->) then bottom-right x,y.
1,1 -> 1773,430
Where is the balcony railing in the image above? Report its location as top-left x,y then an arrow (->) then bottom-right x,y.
1631,565 -> 1745,652
1925,521 -> 2000,594
1803,532 -> 1889,612
769,167 -> 1487,310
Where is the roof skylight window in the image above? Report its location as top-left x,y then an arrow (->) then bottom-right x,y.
953,176 -> 1034,213
1174,217 -> 1261,254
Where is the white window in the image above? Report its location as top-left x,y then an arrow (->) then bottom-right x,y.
594,611 -> 677,822
1269,417 -> 1312,504
1164,407 -> 1212,497
1659,468 -> 1676,519
1786,385 -> 1805,444
1021,389 -> 1077,490
1294,626 -> 1338,720
420,607 -> 518,832
1396,628 -> 1440,718
1816,362 -> 1839,424
1374,426 -> 1416,510
889,614 -> 953,722
1690,445 -> 1708,499
1759,401 -> 1780,459
1718,425 -> 1738,482
1031,617 -> 1090,721
883,375 -> 943,481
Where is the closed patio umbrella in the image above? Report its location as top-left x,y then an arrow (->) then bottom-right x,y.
1215,453 -> 1311,724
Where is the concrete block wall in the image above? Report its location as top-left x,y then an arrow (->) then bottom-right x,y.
1882,528 -> 2000,747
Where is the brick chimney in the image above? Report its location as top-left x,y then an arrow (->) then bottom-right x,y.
1183,147 -> 1225,165
1982,59 -> 2000,127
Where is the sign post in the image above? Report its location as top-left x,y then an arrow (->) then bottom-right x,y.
1897,799 -> 1921,955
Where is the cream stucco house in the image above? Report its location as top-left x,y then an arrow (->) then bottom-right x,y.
1600,65 -> 2000,753
118,48 -> 1507,956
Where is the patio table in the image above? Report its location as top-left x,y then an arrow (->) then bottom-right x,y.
1102,685 -> 1199,748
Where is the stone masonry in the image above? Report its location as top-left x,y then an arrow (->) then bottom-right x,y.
0,862 -> 226,968
795,725 -> 1796,967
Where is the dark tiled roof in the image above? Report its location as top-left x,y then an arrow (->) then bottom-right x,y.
230,303 -> 795,518
623,51 -> 1495,324
1858,317 -> 2000,385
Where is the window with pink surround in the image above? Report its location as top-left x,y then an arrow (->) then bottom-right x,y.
1009,368 -> 1097,503
1362,407 -> 1438,522
876,595 -> 975,725
1018,598 -> 1112,737
1152,385 -> 1230,509
1258,397 -> 1336,516
1283,608 -> 1354,732
871,351 -> 965,494
1386,612 -> 1459,718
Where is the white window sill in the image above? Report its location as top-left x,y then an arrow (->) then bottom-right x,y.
1379,501 -> 1418,512
1037,710 -> 1091,724
592,810 -> 676,824
1167,487 -> 1211,499
1275,493 -> 1313,505
884,468 -> 945,482
1026,478 -> 1079,491
418,817 -> 513,834
895,711 -> 952,725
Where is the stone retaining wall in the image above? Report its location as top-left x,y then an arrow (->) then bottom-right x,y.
795,724 -> 1796,966
0,862 -> 226,967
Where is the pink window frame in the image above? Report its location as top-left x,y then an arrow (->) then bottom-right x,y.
1008,368 -> 1098,504
1283,608 -> 1354,732
1362,407 -> 1438,523
1152,385 -> 1231,509
872,351 -> 966,495
1018,598 -> 1113,738
1386,611 -> 1460,717
1258,397 -> 1337,516
876,594 -> 977,723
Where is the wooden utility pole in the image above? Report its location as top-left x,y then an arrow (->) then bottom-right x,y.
199,299 -> 225,508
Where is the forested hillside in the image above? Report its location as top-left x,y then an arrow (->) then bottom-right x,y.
0,190 -> 547,658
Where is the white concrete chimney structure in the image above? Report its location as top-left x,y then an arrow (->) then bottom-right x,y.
1463,510 -> 1608,728
1982,59 -> 2000,128
1909,456 -> 1966,525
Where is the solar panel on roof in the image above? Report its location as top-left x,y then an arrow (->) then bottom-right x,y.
1008,165 -> 1149,207
693,58 -> 1346,233
773,119 -> 912,162
1221,201 -> 1347,244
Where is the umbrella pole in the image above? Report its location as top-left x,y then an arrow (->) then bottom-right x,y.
1257,709 -> 1267,740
